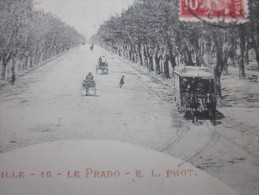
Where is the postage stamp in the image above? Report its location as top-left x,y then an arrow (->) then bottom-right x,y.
180,0 -> 249,23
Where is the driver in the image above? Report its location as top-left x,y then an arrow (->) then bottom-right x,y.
102,56 -> 107,64
85,72 -> 94,80
99,56 -> 103,67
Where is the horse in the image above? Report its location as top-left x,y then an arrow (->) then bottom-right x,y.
189,93 -> 199,123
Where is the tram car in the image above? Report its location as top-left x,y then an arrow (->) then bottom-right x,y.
173,66 -> 217,123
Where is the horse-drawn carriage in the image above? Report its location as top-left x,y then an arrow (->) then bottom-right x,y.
96,57 -> 109,74
81,73 -> 96,96
174,66 -> 217,124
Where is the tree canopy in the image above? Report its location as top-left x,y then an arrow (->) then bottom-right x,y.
92,0 -> 259,97
0,0 -> 85,80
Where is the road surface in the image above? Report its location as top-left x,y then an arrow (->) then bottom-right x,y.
0,44 -> 258,195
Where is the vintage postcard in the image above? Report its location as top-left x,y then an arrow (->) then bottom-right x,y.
0,0 -> 258,195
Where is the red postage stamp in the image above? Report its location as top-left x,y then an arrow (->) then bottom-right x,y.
180,0 -> 249,23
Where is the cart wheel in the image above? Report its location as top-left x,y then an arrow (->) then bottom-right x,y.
85,88 -> 89,96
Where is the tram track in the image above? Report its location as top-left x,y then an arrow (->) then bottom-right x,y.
178,119 -> 257,167
182,128 -> 220,164
159,122 -> 189,152
116,57 -> 223,164
110,54 -> 257,168
203,120 -> 255,156
159,119 -> 222,166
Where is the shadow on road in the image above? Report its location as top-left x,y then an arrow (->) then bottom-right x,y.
183,110 -> 225,126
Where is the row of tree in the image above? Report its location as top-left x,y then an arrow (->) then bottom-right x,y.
0,0 -> 85,80
91,0 -> 259,97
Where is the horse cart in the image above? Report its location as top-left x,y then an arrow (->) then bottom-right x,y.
174,66 -> 217,124
96,59 -> 109,74
81,79 -> 96,96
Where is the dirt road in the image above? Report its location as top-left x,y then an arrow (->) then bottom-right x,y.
0,45 -> 258,195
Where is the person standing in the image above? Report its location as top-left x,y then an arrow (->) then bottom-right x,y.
11,74 -> 16,85
102,56 -> 107,64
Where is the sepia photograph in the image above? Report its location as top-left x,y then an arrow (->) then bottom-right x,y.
0,0 -> 258,195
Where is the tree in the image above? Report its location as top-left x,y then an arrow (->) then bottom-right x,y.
92,0 -> 257,98
0,0 -> 85,80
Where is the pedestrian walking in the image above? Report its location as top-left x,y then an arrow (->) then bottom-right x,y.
119,76 -> 125,88
11,74 -> 16,85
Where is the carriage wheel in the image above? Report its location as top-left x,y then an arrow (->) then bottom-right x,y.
85,88 -> 89,96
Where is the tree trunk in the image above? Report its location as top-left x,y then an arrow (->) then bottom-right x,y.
129,43 -> 133,62
137,43 -> 143,66
250,28 -> 259,69
245,34 -> 250,65
29,56 -> 33,68
239,26 -> 246,79
223,64 -> 229,75
213,34 -> 223,98
167,40 -> 176,70
146,46 -> 153,71
214,67 -> 222,99
249,0 -> 259,68
185,46 -> 195,66
11,57 -> 16,77
1,52 -> 12,80
164,54 -> 170,78
160,56 -> 164,77
143,44 -> 149,67
193,38 -> 204,66
155,56 -> 160,74
1,62 -> 8,80
170,55 -> 177,71
149,56 -> 154,71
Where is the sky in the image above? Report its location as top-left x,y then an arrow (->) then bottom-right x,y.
34,0 -> 135,39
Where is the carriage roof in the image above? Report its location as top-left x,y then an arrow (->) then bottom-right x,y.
174,66 -> 214,79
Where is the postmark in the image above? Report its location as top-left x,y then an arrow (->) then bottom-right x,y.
179,0 -> 249,24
